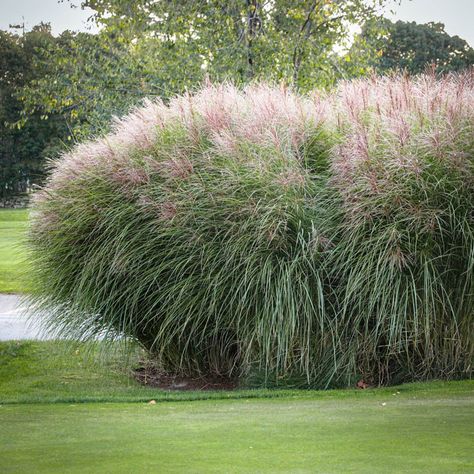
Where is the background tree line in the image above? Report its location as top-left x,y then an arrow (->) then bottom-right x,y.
1,0 -> 473,201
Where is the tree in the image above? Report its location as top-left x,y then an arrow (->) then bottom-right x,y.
357,19 -> 474,74
0,25 -> 68,200
18,30 -> 168,140
82,0 -> 389,86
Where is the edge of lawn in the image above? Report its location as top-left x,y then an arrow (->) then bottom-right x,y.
2,381 -> 473,406
2,380 -> 473,406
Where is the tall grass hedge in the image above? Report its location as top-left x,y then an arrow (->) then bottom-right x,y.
30,71 -> 474,387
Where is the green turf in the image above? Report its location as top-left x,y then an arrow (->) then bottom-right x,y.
1,392 -> 473,473
0,208 -> 29,293
1,341 -> 473,472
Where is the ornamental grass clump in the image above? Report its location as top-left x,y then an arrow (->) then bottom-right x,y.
30,72 -> 474,387
30,84 -> 335,381
329,71 -> 474,384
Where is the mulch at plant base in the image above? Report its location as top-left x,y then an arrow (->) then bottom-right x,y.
133,367 -> 238,391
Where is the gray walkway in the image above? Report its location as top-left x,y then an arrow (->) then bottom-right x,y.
0,294 -> 54,340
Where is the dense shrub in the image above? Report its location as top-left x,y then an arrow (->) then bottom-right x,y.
30,72 -> 474,387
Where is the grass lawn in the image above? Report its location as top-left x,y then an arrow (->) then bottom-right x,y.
0,208 -> 29,293
1,341 -> 473,473
2,393 -> 473,473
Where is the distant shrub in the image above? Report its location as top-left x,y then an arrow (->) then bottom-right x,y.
30,72 -> 474,387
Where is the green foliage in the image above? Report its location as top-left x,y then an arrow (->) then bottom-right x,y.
19,29 -> 174,140
81,0 -> 386,86
29,84 -> 334,383
356,19 -> 474,74
29,73 -> 474,387
0,25 -> 68,199
1,1 -> 390,193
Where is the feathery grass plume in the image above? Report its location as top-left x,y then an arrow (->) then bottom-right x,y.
330,70 -> 474,385
29,83 -> 334,383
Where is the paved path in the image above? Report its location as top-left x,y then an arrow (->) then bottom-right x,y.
0,294 -> 54,340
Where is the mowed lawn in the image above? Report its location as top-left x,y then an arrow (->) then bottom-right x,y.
1,341 -> 473,473
2,392 -> 473,474
0,209 -> 29,293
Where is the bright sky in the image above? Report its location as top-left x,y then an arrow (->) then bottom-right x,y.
0,0 -> 473,45
0,0 -> 97,35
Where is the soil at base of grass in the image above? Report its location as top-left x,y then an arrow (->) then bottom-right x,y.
133,366 -> 238,390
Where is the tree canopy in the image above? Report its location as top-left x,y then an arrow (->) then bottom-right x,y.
357,19 -> 474,74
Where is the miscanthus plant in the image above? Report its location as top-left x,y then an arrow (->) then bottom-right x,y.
30,84 -> 335,382
29,72 -> 474,387
328,71 -> 474,384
